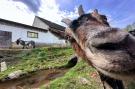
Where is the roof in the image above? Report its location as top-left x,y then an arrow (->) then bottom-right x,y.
36,16 -> 65,31
0,18 -> 48,32
49,28 -> 66,39
35,16 -> 67,39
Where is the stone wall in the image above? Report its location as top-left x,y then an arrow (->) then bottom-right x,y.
0,49 -> 31,66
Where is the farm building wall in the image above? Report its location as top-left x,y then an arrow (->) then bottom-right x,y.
0,22 -> 66,47
33,17 -> 49,30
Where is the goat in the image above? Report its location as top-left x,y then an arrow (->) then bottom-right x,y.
16,38 -> 35,49
62,5 -> 135,89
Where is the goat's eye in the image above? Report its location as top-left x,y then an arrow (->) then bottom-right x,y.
83,17 -> 88,21
79,17 -> 88,24
70,20 -> 80,31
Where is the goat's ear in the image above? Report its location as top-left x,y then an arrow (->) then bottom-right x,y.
61,18 -> 72,26
91,9 -> 99,18
78,5 -> 85,16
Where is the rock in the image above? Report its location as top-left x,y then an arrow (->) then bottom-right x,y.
1,61 -> 7,72
8,70 -> 24,79
79,77 -> 90,85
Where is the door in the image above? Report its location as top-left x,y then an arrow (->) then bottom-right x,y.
0,30 -> 12,48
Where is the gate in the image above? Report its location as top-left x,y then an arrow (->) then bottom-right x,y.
0,30 -> 12,48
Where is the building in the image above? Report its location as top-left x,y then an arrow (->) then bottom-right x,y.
0,16 -> 66,48
33,16 -> 66,44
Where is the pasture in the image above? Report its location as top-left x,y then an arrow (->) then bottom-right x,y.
0,47 -> 103,89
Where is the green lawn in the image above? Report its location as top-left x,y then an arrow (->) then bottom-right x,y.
42,60 -> 103,89
0,47 -> 103,89
0,47 -> 73,79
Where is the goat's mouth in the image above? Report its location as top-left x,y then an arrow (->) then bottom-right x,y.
90,45 -> 135,80
88,37 -> 135,79
94,64 -> 135,80
93,42 -> 122,51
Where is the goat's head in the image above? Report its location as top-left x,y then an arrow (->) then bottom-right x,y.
16,38 -> 21,45
62,5 -> 135,80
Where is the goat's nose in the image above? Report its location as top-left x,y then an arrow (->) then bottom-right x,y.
90,29 -> 129,51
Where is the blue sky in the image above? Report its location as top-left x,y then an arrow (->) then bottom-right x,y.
57,0 -> 135,28
0,0 -> 135,28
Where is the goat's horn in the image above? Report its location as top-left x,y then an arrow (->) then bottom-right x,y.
78,5 -> 85,16
93,9 -> 99,14
61,18 -> 72,26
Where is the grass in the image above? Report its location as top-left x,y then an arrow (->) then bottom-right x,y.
41,60 -> 102,89
0,47 -> 74,79
0,47 -> 103,89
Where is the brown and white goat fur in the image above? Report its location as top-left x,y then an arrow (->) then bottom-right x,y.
62,5 -> 135,81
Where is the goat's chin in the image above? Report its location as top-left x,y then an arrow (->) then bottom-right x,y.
85,48 -> 135,80
94,65 -> 135,81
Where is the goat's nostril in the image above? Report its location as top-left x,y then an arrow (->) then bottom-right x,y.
93,43 -> 121,50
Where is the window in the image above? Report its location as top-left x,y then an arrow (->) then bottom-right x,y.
27,31 -> 38,38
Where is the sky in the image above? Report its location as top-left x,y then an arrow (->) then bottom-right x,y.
0,0 -> 135,28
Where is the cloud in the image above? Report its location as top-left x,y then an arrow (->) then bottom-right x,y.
12,0 -> 41,13
37,0 -> 78,26
0,0 -> 35,25
3,0 -> 129,28
0,0 -> 79,26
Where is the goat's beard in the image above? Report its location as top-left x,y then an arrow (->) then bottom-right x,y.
66,26 -> 135,80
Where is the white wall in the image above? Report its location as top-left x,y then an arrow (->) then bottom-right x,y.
33,17 -> 49,30
0,24 -> 66,45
